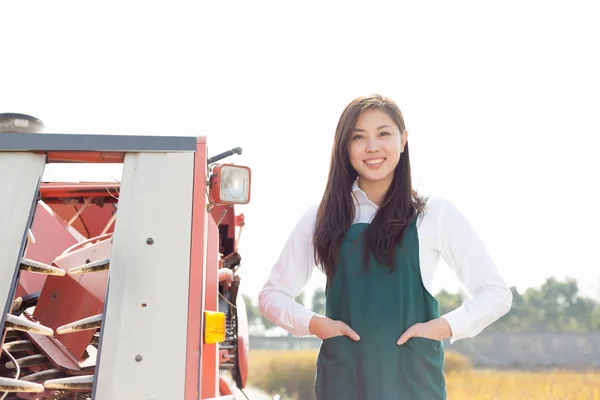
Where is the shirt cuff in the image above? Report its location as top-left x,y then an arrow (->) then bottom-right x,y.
441,306 -> 474,344
293,307 -> 318,337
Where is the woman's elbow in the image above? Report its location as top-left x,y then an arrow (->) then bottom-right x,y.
257,289 -> 268,318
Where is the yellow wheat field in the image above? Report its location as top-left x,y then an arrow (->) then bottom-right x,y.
248,350 -> 600,400
445,370 -> 600,400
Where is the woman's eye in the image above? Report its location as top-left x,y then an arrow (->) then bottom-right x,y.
352,135 -> 363,140
380,131 -> 390,136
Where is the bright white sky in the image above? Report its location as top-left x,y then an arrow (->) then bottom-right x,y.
2,1 -> 599,303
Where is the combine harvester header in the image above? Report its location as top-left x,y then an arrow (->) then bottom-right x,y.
0,113 -> 252,400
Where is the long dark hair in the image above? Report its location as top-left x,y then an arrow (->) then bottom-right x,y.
313,94 -> 426,283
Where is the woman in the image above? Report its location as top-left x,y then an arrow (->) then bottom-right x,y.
258,94 -> 512,399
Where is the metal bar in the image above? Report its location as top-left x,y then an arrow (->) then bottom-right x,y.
5,314 -> 53,336
44,375 -> 93,390
0,133 -> 198,152
20,258 -> 66,276
100,213 -> 117,236
0,152 -> 46,336
2,339 -> 35,352
93,151 -> 194,399
21,368 -> 60,382
40,183 -> 121,198
67,258 -> 111,275
185,138 -> 208,400
67,197 -> 93,226
4,353 -> 49,369
201,216 -> 220,399
56,314 -> 103,334
0,376 -> 44,393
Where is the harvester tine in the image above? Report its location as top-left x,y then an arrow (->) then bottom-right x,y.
27,229 -> 36,245
56,314 -> 102,335
21,368 -> 60,382
20,258 -> 65,276
5,314 -> 53,336
5,354 -> 48,369
0,376 -> 44,393
11,297 -> 22,313
67,258 -> 110,275
3,330 -> 20,340
2,340 -> 35,352
43,375 -> 93,390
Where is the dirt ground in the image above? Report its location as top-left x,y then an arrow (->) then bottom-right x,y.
230,385 -> 277,400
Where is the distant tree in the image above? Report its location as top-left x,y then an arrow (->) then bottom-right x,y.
435,289 -> 463,316
243,294 -> 261,327
242,291 -> 310,332
247,277 -> 600,334
311,287 -> 326,315
242,293 -> 276,331
483,277 -> 600,332
296,291 -> 306,307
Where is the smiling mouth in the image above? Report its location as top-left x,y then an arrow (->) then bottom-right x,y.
364,158 -> 385,167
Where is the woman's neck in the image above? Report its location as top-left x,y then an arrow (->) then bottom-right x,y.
357,178 -> 392,207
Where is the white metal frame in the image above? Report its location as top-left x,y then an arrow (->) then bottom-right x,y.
0,153 -> 46,329
93,152 -> 195,399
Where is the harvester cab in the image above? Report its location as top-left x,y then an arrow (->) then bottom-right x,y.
0,114 -> 251,400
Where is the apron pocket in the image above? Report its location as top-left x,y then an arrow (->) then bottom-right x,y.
400,336 -> 446,399
315,336 -> 357,399
317,335 -> 349,364
410,336 -> 442,346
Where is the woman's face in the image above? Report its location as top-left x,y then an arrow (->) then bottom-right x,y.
348,108 -> 407,187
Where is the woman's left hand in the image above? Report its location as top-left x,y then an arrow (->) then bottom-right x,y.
396,317 -> 453,345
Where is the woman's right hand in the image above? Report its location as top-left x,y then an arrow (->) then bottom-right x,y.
308,315 -> 361,341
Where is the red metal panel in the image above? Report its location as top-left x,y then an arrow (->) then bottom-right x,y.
49,203 -> 116,238
39,151 -> 125,164
16,202 -> 79,298
39,183 -> 121,199
25,330 -> 81,374
185,137 -> 207,400
32,239 -> 111,363
201,216 -> 219,399
218,378 -> 233,395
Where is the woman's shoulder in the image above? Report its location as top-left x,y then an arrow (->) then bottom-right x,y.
417,193 -> 461,224
291,203 -> 320,235
302,203 -> 320,222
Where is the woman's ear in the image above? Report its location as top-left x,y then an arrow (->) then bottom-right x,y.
401,129 -> 409,153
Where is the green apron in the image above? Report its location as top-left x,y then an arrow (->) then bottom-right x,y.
315,219 -> 446,399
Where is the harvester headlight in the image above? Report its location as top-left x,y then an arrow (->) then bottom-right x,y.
208,164 -> 251,205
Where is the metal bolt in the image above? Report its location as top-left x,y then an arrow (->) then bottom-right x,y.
146,238 -> 154,245
135,355 -> 142,362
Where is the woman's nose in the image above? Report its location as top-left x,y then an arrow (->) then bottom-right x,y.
366,138 -> 380,152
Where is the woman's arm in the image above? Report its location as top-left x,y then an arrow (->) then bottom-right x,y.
437,198 -> 513,343
258,205 -> 319,337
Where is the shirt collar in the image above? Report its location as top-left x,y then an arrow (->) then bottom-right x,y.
351,179 -> 378,208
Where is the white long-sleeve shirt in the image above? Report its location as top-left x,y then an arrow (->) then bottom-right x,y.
258,181 -> 513,343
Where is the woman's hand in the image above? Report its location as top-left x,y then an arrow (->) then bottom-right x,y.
397,317 -> 452,345
309,315 -> 361,341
